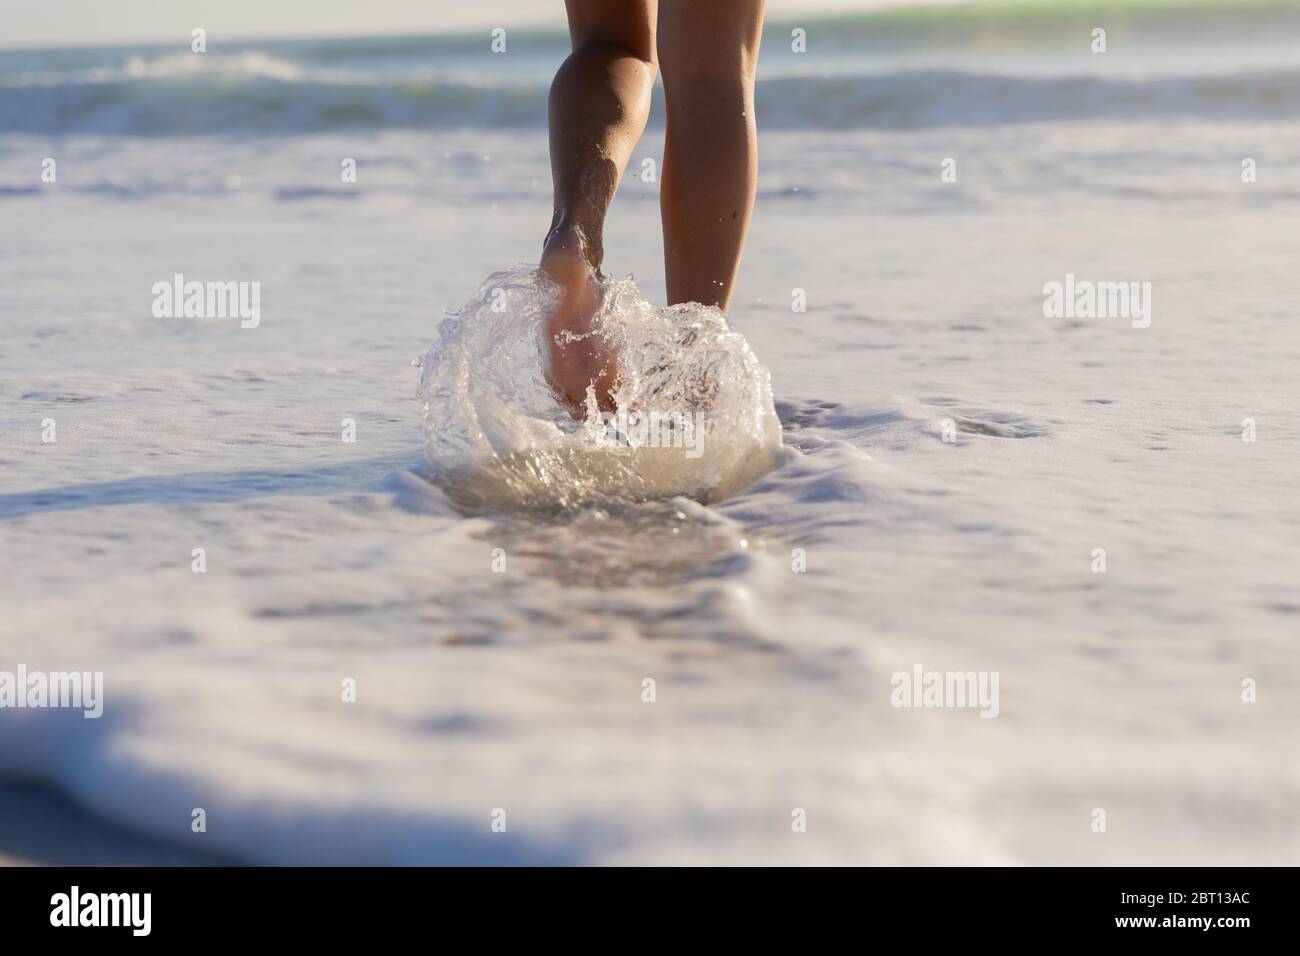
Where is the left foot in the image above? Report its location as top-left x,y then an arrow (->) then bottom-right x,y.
539,223 -> 620,414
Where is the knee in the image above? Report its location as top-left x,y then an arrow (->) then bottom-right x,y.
571,34 -> 658,75
660,59 -> 756,109
662,70 -> 755,122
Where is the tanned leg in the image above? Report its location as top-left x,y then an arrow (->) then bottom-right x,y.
541,0 -> 658,412
658,0 -> 766,311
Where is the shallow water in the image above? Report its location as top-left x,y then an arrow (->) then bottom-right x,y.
418,266 -> 782,512
3,12 -> 1300,863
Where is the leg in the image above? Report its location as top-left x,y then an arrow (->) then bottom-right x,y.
542,0 -> 658,412
658,0 -> 766,311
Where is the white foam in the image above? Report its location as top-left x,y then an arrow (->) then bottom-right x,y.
418,267 -> 782,511
4,120 -> 1300,866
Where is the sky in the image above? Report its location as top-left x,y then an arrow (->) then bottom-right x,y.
1,0 -> 954,50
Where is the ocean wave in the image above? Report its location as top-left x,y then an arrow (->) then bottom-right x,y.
4,66 -> 1300,135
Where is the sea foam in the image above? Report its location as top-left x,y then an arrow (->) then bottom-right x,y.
417,267 -> 782,511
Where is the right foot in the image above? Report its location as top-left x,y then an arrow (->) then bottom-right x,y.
539,224 -> 620,415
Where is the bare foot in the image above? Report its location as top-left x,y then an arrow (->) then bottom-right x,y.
540,224 -> 620,414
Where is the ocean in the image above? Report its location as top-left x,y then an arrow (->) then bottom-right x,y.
2,0 -> 1299,864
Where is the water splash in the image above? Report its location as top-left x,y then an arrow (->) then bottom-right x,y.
418,266 -> 781,512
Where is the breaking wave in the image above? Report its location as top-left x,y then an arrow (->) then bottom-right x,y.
5,58 -> 1300,135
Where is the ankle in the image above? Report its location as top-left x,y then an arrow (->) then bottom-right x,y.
543,218 -> 603,274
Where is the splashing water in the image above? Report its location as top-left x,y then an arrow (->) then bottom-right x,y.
417,266 -> 782,511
